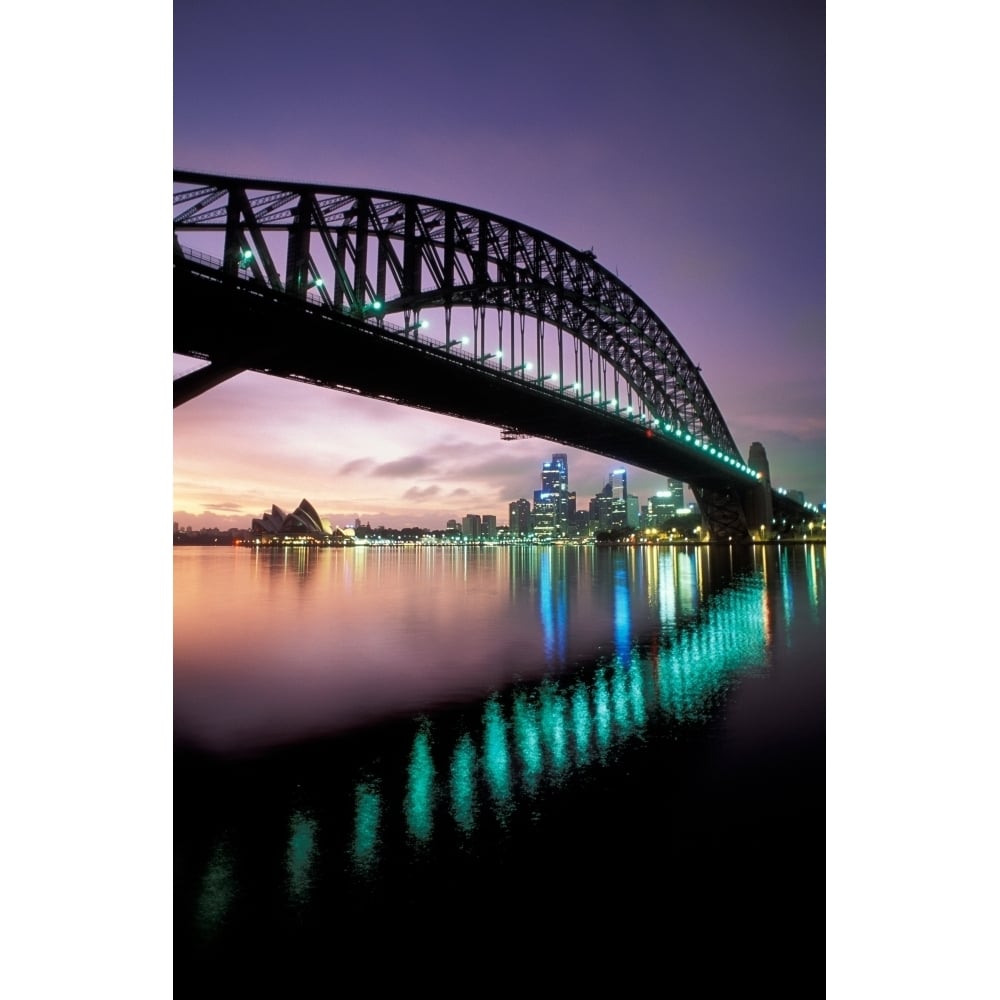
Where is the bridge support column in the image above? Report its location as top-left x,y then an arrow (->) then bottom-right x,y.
743,481 -> 775,541
690,484 -> 753,542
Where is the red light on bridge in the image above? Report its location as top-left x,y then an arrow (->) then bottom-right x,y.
645,428 -> 653,438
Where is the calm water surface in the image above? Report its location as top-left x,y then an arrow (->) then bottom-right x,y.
175,543 -> 826,989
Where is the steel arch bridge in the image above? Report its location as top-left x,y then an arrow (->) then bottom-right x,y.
174,169 -> 811,541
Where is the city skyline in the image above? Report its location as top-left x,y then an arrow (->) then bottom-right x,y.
174,448 -> 693,534
173,0 -> 825,532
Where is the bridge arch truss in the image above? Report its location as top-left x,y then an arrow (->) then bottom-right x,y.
174,170 -> 743,458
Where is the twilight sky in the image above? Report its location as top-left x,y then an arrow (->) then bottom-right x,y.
173,0 -> 825,530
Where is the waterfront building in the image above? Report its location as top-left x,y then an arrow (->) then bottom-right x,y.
533,453 -> 572,541
533,488 -> 558,542
647,487 -> 680,526
609,468 -> 627,502
250,498 -> 354,545
601,469 -> 638,532
589,491 -> 614,533
508,499 -> 532,536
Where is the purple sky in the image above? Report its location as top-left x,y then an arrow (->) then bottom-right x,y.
174,0 -> 825,530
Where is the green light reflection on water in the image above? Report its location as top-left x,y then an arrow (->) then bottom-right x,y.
571,683 -> 592,767
405,723 -> 435,842
286,810 -> 317,903
450,734 -> 477,834
339,567 -> 774,861
539,680 -> 568,776
352,780 -> 381,872
512,693 -> 543,794
594,671 -> 612,754
483,697 -> 512,820
780,547 -> 794,633
610,660 -> 633,737
195,839 -> 235,939
628,653 -> 647,728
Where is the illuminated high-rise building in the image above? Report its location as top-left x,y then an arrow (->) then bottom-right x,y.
595,468 -> 637,533
647,491 -> 676,526
609,468 -> 627,500
534,453 -> 571,540
668,478 -> 685,509
646,479 -> 686,526
508,498 -> 532,536
533,488 -> 557,542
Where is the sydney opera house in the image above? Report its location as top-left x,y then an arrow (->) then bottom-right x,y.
250,499 -> 355,545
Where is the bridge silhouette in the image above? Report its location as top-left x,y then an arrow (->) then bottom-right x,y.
173,169 -> 818,541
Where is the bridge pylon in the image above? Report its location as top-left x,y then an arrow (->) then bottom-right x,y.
690,483 -> 755,542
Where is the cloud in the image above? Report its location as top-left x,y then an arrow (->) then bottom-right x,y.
338,457 -> 374,475
402,485 -> 442,501
374,455 -> 436,477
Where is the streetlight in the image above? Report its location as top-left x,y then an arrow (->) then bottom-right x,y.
344,298 -> 383,318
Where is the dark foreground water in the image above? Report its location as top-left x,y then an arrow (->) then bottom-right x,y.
175,542 -> 825,990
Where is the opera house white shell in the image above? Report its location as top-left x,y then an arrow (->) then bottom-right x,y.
250,499 -> 353,544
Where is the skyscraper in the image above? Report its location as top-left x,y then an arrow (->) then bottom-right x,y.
646,479 -> 686,526
508,499 -> 532,536
668,477 -> 685,509
600,468 -> 637,532
647,490 -> 676,526
534,453 -> 571,541
609,468 -> 627,500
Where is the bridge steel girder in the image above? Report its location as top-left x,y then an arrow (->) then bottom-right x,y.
173,361 -> 247,408
175,264 -> 753,504
174,171 -> 818,541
